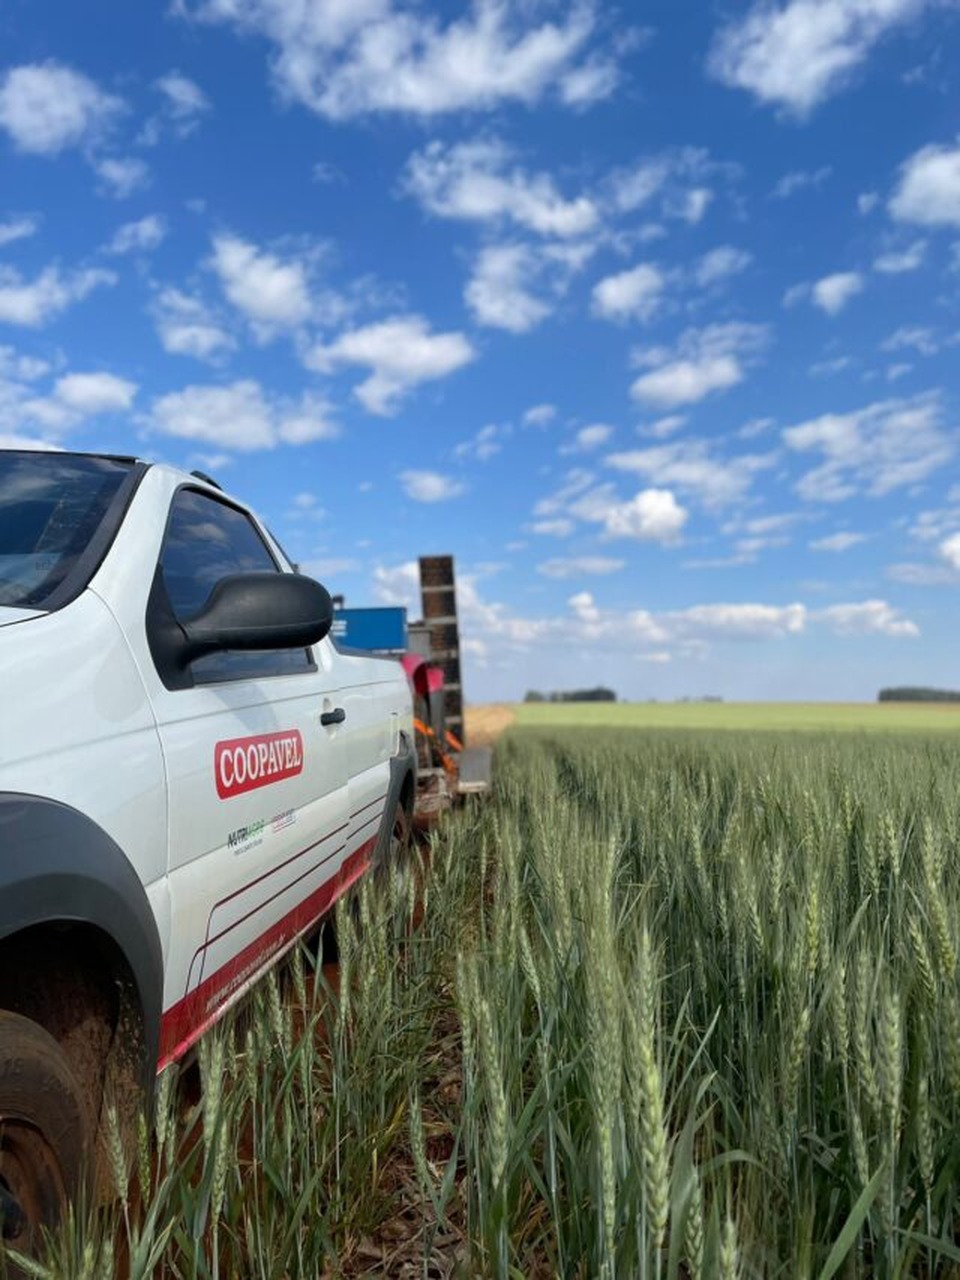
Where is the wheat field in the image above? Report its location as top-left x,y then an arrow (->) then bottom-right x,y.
9,728 -> 960,1278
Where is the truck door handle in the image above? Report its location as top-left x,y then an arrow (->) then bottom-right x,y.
321,707 -> 346,726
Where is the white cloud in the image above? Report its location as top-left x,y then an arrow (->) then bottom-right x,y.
17,370 -> 137,434
465,244 -> 552,332
306,315 -> 475,414
630,322 -> 768,408
858,191 -> 880,214
678,602 -> 806,638
148,380 -> 338,451
591,262 -> 664,322
641,414 -> 687,439
818,600 -> 919,637
771,166 -> 832,198
572,424 -> 612,451
607,439 -> 774,509
583,486 -> 689,541
695,245 -> 752,287
709,0 -> 933,115
524,402 -> 556,427
399,469 -> 465,502
455,423 -> 502,461
404,138 -> 598,237
53,372 -> 136,414
95,156 -> 150,198
873,239 -> 926,273
813,271 -> 864,314
210,234 -> 312,334
153,288 -> 235,362
537,555 -> 624,578
372,560 -> 421,613
106,214 -> 168,255
810,531 -> 868,551
783,393 -> 953,501
179,0 -> 606,119
530,517 -> 574,537
0,61 -> 123,154
157,71 -> 210,120
881,325 -> 939,355
0,264 -> 115,327
890,142 -> 960,228
940,532 -> 960,570
0,216 -> 38,247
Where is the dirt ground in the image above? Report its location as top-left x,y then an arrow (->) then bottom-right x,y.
463,703 -> 515,746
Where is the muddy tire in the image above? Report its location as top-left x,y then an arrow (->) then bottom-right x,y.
379,795 -> 412,879
0,1011 -> 89,1261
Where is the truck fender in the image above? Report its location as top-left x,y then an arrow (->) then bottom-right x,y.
0,793 -> 164,1089
372,732 -> 416,866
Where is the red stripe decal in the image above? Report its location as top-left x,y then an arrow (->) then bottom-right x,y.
158,839 -> 374,1068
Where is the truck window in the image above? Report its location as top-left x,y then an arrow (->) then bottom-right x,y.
0,451 -> 132,608
159,487 -> 313,682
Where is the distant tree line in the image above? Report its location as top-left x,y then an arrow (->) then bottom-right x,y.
524,687 -> 617,703
878,687 -> 960,703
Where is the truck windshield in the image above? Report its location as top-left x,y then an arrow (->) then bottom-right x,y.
0,451 -> 134,609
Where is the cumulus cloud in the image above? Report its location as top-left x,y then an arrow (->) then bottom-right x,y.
537,555 -> 624,578
771,166 -> 832,198
306,315 -> 475,414
940,533 -> 960,570
817,600 -> 919,637
810,531 -> 868,551
465,244 -> 552,332
152,288 -> 235,362
530,517 -> 574,537
371,559 -> 919,665
814,271 -> 864,314
630,322 -> 768,408
178,0 -> 607,119
709,0 -> 933,115
695,246 -> 752,287
106,215 -> 168,255
400,469 -> 465,502
607,440 -> 774,509
580,486 -> 689,541
0,61 -> 124,154
157,71 -> 210,121
53,372 -> 136,414
94,156 -> 150,198
783,393 -> 952,501
591,263 -> 664,322
148,380 -> 338,450
16,370 -> 136,434
404,138 -> 598,237
873,239 -> 926,273
0,216 -> 38,247
0,264 -> 115,327
524,402 -> 556,427
210,234 -> 312,335
889,142 -> 960,228
455,423 -> 503,462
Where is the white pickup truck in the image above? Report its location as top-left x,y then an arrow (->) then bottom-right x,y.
0,449 -> 415,1251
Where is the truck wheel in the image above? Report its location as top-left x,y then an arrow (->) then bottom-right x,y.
388,798 -> 412,866
0,1012 -> 89,1259
373,794 -> 412,888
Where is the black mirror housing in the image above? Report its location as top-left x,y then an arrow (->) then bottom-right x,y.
181,572 -> 334,662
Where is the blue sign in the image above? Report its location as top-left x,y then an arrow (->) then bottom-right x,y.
332,607 -> 408,653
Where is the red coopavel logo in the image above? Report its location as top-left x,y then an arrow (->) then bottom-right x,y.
215,730 -> 304,799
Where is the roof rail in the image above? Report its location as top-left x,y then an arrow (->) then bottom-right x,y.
189,469 -> 222,490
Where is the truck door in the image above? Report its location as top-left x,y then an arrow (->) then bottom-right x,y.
142,486 -> 353,1065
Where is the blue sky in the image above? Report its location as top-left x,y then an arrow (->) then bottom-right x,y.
1,0 -> 959,701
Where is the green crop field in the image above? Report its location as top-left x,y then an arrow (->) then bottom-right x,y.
515,699 -> 960,733
10,728 -> 960,1279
